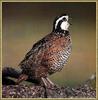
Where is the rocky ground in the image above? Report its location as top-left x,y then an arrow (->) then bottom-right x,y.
2,67 -> 96,98
2,82 -> 96,98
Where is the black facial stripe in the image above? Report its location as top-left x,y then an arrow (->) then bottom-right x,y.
62,17 -> 67,21
54,20 -> 64,32
57,20 -> 63,28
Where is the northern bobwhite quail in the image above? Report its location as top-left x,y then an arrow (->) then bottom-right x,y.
16,14 -> 72,88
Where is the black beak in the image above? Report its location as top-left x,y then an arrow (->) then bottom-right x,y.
70,23 -> 72,25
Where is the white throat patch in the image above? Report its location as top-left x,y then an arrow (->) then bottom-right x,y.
55,15 -> 69,29
60,21 -> 69,30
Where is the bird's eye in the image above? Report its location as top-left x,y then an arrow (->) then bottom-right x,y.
63,18 -> 66,21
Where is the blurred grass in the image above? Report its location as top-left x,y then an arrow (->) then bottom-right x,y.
2,2 -> 96,86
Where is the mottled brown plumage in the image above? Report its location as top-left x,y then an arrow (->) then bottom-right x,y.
16,14 -> 72,88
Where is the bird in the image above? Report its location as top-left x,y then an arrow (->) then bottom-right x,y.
16,14 -> 72,89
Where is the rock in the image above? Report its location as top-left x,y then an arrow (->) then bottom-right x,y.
2,67 -> 96,98
2,83 -> 96,98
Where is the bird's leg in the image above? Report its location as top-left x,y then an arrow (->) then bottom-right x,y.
41,77 -> 58,98
41,77 -> 49,98
41,77 -> 56,89
41,77 -> 48,87
16,74 -> 28,84
46,77 -> 54,86
45,77 -> 58,89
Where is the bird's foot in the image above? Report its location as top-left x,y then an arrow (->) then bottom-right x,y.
41,77 -> 61,98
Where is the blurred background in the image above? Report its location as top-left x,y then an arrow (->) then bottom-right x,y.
2,2 -> 96,87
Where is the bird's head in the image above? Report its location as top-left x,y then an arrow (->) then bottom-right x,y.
53,14 -> 70,33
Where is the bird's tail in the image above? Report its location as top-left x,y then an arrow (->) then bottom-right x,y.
2,67 -> 28,84
2,67 -> 22,78
2,67 -> 40,85
2,67 -> 22,85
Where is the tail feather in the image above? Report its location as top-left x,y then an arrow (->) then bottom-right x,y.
2,67 -> 41,85
2,67 -> 22,78
2,67 -> 22,85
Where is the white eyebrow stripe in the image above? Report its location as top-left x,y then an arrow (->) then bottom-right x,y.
55,15 -> 68,29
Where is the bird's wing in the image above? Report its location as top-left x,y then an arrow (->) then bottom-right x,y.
19,34 -> 50,66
